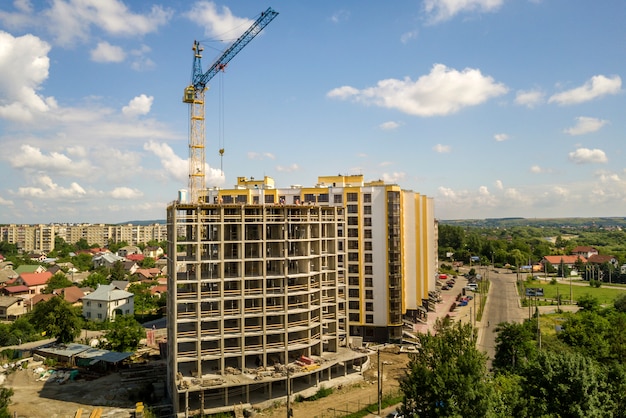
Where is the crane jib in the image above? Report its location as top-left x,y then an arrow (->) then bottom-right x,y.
193,7 -> 279,90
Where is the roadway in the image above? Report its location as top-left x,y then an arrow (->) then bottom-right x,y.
475,268 -> 528,368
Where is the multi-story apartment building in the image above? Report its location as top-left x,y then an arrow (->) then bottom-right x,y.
0,224 -> 55,254
165,175 -> 437,416
1,223 -> 168,253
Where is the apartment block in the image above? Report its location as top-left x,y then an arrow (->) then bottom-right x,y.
165,175 -> 437,416
1,223 -> 169,253
165,194 -> 367,416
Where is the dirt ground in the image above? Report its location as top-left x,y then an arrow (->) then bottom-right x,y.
2,349 -> 409,418
256,348 -> 410,418
3,363 -> 136,418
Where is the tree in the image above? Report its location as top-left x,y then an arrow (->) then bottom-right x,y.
400,318 -> 491,417
614,293 -> 626,313
81,272 -> 110,289
103,315 -> 145,352
0,387 -> 14,418
29,297 -> 82,343
107,240 -> 128,254
110,260 -> 126,281
493,321 -> 537,372
128,282 -> 157,318
576,294 -> 600,311
140,257 -> 156,268
44,272 -> 73,293
558,311 -> 611,361
71,253 -> 93,272
518,350 -> 614,417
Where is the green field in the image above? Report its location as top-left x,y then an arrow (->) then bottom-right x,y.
521,279 -> 626,306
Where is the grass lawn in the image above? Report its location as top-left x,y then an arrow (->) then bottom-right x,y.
521,279 -> 626,306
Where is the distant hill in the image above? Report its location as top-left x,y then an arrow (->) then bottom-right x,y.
440,217 -> 626,228
117,219 -> 166,226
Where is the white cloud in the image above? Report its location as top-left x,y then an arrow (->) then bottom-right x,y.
17,175 -> 86,199
514,89 -> 544,108
330,10 -> 350,24
400,30 -> 418,44
143,141 -> 188,182
549,75 -> 622,105
0,195 -> 14,205
247,152 -> 275,160
530,165 -> 544,173
495,180 -> 503,190
110,187 -> 142,199
184,2 -> 253,39
275,163 -> 300,173
91,41 -> 126,63
45,0 -> 172,46
424,0 -> 504,23
327,86 -> 359,100
494,133 -> 508,142
0,0 -> 35,30
552,186 -> 569,197
327,64 -> 507,117
437,186 -> 456,198
379,121 -> 400,130
382,172 -> 406,183
503,187 -> 523,202
122,94 -> 153,117
10,145 -> 91,177
129,45 -> 155,71
0,31 -> 53,121
564,116 -> 609,136
568,148 -> 608,164
433,144 -> 451,153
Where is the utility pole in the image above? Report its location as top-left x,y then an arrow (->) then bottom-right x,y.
286,365 -> 292,417
377,349 -> 382,415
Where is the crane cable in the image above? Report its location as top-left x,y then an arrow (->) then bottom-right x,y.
218,71 -> 225,175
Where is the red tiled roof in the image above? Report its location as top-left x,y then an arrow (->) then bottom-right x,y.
543,255 -> 587,265
2,285 -> 29,294
53,286 -> 85,304
150,285 -> 167,295
587,254 -> 615,264
31,293 -> 55,305
19,271 -> 53,287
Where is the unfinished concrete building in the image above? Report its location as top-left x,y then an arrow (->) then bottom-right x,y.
166,196 -> 367,416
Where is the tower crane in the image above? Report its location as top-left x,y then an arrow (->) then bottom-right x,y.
183,7 -> 278,203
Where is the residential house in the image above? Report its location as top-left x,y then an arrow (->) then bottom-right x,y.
125,253 -> 145,263
571,246 -> 599,258
110,280 -> 130,291
134,268 -> 161,282
587,254 -> 619,268
0,264 -> 18,287
26,252 -> 47,262
0,296 -> 26,320
142,246 -> 164,259
117,245 -> 142,257
15,271 -> 53,298
15,264 -> 46,275
92,252 -> 125,269
53,286 -> 85,307
122,260 -> 139,275
541,255 -> 587,276
82,284 -> 134,322
0,285 -> 30,299
47,264 -> 64,275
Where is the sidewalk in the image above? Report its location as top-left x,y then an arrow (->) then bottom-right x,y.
413,283 -> 479,335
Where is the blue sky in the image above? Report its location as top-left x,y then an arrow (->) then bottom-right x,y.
0,0 -> 624,224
